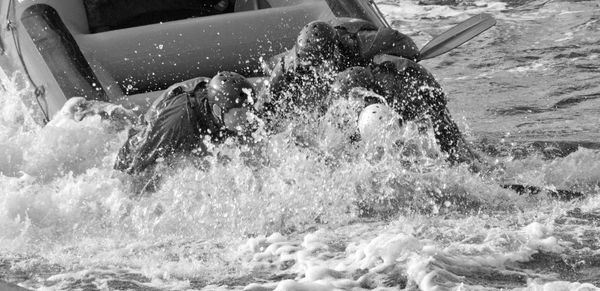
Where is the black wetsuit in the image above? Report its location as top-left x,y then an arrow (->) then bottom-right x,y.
114,77 -> 223,174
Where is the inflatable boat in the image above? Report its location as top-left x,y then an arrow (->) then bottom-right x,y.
0,0 -> 390,123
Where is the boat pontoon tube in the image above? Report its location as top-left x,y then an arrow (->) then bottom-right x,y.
21,4 -> 108,102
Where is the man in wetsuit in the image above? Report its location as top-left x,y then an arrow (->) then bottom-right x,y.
265,19 -> 419,102
266,18 -> 420,76
114,71 -> 257,174
259,18 -> 420,132
262,18 -> 479,165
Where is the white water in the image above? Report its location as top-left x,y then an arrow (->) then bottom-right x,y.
1,0 -> 600,290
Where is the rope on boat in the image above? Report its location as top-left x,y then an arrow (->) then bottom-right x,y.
6,0 -> 50,124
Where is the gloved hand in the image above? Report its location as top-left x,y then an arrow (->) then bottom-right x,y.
49,97 -> 136,129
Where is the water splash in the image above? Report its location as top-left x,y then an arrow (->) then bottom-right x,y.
2,0 -> 600,289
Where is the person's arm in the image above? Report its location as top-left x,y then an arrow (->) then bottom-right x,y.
114,94 -> 203,174
265,50 -> 299,95
114,78 -> 212,174
358,28 -> 420,61
370,55 -> 482,167
268,55 -> 288,95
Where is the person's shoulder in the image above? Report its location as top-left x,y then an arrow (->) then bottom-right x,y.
145,76 -> 212,122
329,17 -> 378,34
167,77 -> 212,96
371,54 -> 440,86
159,76 -> 211,102
264,50 -> 296,75
372,54 -> 412,70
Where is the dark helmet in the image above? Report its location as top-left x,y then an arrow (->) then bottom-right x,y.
295,21 -> 338,65
208,71 -> 254,110
331,66 -> 377,97
207,71 -> 255,127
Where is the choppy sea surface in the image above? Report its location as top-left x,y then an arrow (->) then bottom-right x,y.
1,0 -> 600,290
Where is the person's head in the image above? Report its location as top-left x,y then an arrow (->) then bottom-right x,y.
331,66 -> 377,98
295,21 -> 338,66
207,71 -> 256,134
